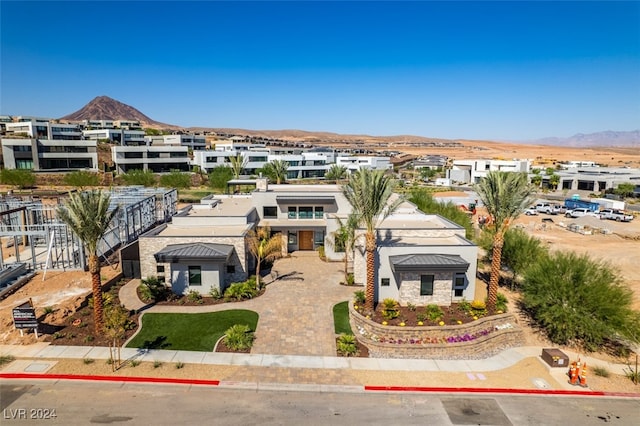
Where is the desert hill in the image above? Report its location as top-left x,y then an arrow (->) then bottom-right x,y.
60,96 -> 176,128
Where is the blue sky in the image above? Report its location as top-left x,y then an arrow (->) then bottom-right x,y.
1,1 -> 639,140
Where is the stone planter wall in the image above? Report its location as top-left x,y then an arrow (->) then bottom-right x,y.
349,301 -> 524,360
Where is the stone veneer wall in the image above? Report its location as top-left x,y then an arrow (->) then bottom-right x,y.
349,301 -> 524,360
398,271 -> 452,305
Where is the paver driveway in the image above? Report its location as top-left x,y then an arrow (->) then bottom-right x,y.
137,252 -> 357,356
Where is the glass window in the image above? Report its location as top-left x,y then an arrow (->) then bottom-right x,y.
453,273 -> 466,297
314,230 -> 324,245
314,206 -> 324,219
381,278 -> 390,287
188,266 -> 202,286
226,265 -> 235,274
263,206 -> 277,218
299,206 -> 313,219
156,265 -> 165,273
420,275 -> 434,296
288,232 -> 297,245
288,207 -> 297,219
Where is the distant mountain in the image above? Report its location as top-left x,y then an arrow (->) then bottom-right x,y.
530,130 -> 640,147
60,96 -> 176,128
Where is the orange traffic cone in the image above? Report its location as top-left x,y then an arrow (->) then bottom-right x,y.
579,363 -> 588,388
568,361 -> 578,385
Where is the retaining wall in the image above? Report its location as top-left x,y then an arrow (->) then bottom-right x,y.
349,301 -> 524,360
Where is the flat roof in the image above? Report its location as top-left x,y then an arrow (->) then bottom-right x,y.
154,224 -> 251,237
185,197 -> 254,217
378,235 -> 473,247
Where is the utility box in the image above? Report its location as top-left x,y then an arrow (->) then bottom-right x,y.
541,348 -> 568,368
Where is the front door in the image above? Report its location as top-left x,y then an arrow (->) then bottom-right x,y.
298,230 -> 314,250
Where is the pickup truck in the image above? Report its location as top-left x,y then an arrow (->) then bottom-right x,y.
599,209 -> 634,222
565,208 -> 599,218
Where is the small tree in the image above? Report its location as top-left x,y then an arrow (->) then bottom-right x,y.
262,159 -> 289,184
549,173 -> 560,190
159,170 -> 191,189
522,251 -> 640,351
531,174 -> 542,187
229,154 -> 248,192
208,166 -> 234,192
63,170 -> 100,189
325,164 -> 348,181
329,214 -> 359,282
0,169 -> 36,189
121,169 -> 156,187
614,183 -> 635,198
246,226 -> 283,289
103,304 -> 129,371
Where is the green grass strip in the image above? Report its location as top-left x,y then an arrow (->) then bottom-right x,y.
333,301 -> 353,335
126,310 -> 258,352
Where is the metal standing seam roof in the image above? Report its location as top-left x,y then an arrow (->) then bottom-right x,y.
389,254 -> 470,272
154,243 -> 234,263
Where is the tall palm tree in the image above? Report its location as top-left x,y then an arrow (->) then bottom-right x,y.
246,226 -> 283,289
329,214 -> 359,282
264,159 -> 289,184
342,169 -> 401,312
228,154 -> 247,193
474,171 -> 534,312
57,190 -> 119,334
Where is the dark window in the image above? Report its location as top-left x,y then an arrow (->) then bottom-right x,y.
156,265 -> 165,273
453,273 -> 466,297
314,206 -> 324,219
188,266 -> 202,286
420,275 -> 434,296
263,206 -> 277,218
288,206 -> 297,219
288,231 -> 297,245
381,278 -> 390,287
226,265 -> 235,274
299,206 -> 313,219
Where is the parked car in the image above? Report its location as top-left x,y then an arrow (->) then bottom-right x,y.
550,204 -> 567,215
565,208 -> 599,218
524,207 -> 538,216
599,209 -> 634,222
535,203 -> 553,214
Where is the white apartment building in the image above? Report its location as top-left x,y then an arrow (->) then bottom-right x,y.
111,144 -> 190,174
113,120 -> 141,130
2,138 -> 98,170
83,129 -> 146,145
162,134 -> 206,151
447,159 -> 531,184
335,156 -> 393,173
5,121 -> 83,140
82,119 -> 114,129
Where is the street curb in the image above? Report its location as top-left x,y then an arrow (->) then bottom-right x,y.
0,373 -> 220,387
365,385 -> 640,398
2,373 -> 639,398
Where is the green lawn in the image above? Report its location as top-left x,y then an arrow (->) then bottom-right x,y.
333,301 -> 353,335
126,310 -> 259,352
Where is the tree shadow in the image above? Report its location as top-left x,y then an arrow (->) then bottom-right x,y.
140,335 -> 170,350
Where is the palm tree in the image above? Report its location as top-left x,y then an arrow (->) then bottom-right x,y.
549,173 -> 561,191
228,154 -> 247,193
342,169 -> 401,312
246,226 -> 283,289
57,190 -> 119,334
325,164 -> 348,181
329,214 -> 359,282
474,171 -> 534,312
264,159 -> 289,184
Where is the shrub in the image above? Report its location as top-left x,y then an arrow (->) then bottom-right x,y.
186,290 -> 202,303
496,293 -> 508,313
83,358 -> 95,365
130,360 -> 141,367
353,290 -> 366,305
592,365 -> 610,378
209,287 -> 223,299
224,324 -> 255,351
121,169 -> 156,187
336,333 -> 358,357
0,169 -> 36,189
159,170 -> 191,189
153,360 -> 163,368
208,166 -> 233,191
346,273 -> 355,286
424,304 -> 444,322
625,366 -> 640,384
522,251 -> 640,351
317,245 -> 325,260
64,170 -> 100,188
407,302 -> 417,312
84,335 -> 94,343
381,298 -> 399,320
139,276 -> 171,302
43,306 -> 55,315
175,362 -> 185,369
224,281 -> 258,301
0,355 -> 15,366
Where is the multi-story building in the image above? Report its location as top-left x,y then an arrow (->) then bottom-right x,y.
113,120 -> 142,130
5,121 -> 83,140
335,156 -> 393,173
81,119 -> 115,129
111,143 -> 190,174
161,134 -> 206,151
447,159 -> 531,184
83,129 -> 146,145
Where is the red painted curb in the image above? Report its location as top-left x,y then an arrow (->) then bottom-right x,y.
364,385 -> 640,398
0,373 -> 219,387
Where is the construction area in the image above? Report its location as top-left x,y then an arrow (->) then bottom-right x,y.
0,186 -> 178,298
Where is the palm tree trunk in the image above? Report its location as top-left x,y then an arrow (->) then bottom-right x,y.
89,254 -> 105,334
365,232 -> 376,312
487,232 -> 504,313
255,255 -> 261,290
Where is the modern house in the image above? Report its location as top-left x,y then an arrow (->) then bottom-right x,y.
137,179 -> 478,306
111,144 -> 190,173
447,159 -> 531,184
1,121 -> 98,171
83,129 -> 146,145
